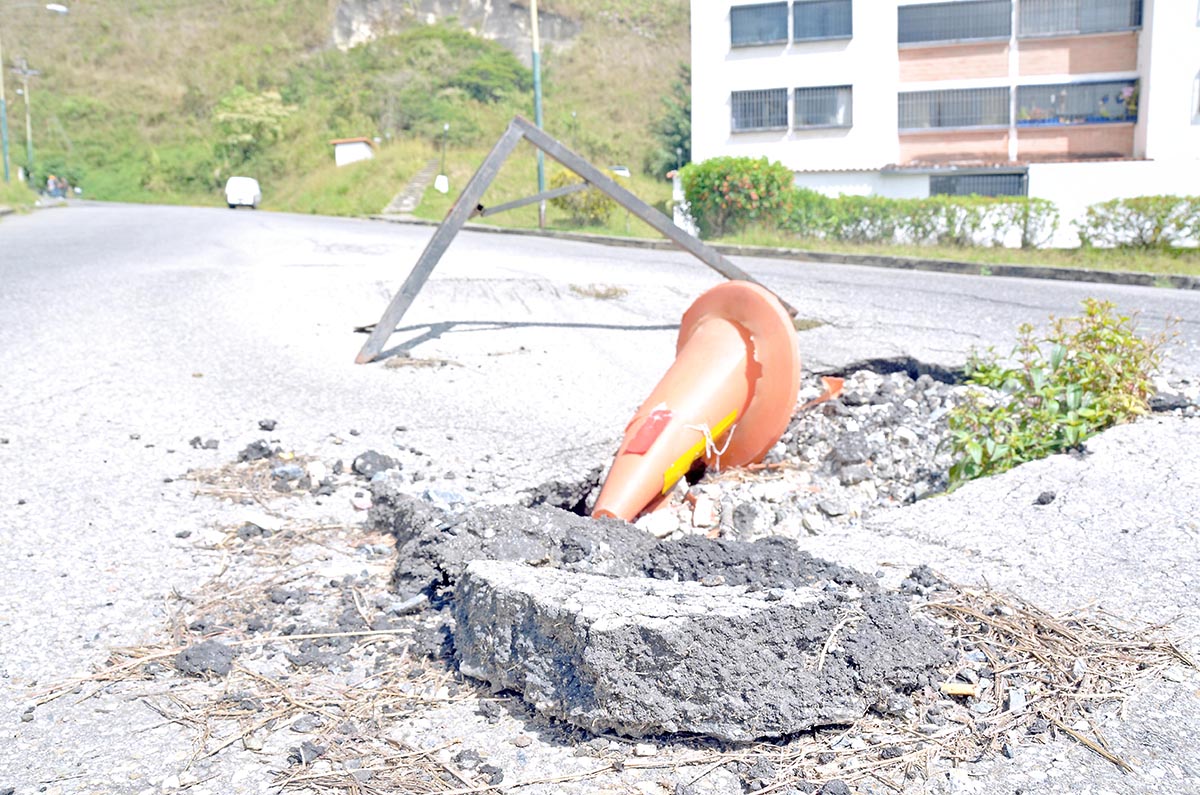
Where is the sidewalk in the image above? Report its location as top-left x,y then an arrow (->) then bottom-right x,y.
370,213 -> 1200,291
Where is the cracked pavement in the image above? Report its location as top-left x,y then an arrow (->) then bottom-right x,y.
1,202 -> 1199,794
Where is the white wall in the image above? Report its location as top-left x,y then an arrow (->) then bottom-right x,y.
691,1 -> 900,171
1137,0 -> 1200,161
793,170 -> 929,198
334,142 -> 375,167
1029,159 -> 1200,246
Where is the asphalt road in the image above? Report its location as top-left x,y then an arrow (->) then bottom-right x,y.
1,202 -> 1198,793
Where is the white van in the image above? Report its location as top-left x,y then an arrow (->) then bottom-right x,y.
224,176 -> 261,209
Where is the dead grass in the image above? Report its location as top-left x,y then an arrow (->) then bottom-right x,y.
32,548 -> 1195,794
569,283 -> 629,300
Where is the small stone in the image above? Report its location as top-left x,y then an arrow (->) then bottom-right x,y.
189,436 -> 203,449
129,433 -> 141,440
635,510 -> 679,539
351,494 -> 372,511
174,641 -> 236,677
258,419 -> 277,431
388,593 -> 429,615
202,439 -> 219,450
633,743 -> 657,757
819,781 -> 851,795
160,774 -> 180,791
512,735 -> 532,747
478,764 -> 504,786
272,464 -> 305,481
174,530 -> 191,539
699,574 -> 725,587
352,450 -> 399,478
1034,490 -> 1056,506
691,495 -> 719,527
243,735 -> 264,751
1008,688 -> 1027,714
893,427 -> 919,446
454,749 -> 482,770
20,711 -> 33,722
296,740 -> 326,764
839,463 -> 872,485
801,513 -> 827,535
291,713 -> 322,733
237,440 -> 273,462
349,429 -> 361,436
816,497 -> 847,516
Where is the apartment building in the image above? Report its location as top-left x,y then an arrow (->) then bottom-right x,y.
690,0 -> 1200,243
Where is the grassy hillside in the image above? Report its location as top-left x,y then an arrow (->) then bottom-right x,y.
2,0 -> 687,222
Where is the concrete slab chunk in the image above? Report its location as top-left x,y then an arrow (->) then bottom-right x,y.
454,561 -> 948,741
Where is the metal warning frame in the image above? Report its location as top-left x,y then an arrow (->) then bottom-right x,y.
356,115 -> 796,363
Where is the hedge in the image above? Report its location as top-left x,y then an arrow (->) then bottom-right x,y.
1076,195 -> 1200,248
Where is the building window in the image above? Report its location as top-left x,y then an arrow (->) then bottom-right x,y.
899,87 -> 1011,129
731,3 -> 789,47
1016,80 -> 1138,125
898,0 -> 1012,45
794,0 -> 853,41
1018,0 -> 1142,38
732,88 -> 789,131
795,85 -> 853,127
930,173 -> 1028,196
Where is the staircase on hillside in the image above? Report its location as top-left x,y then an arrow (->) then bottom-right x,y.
381,158 -> 441,217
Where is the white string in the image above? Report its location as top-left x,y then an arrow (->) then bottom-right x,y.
684,421 -> 737,472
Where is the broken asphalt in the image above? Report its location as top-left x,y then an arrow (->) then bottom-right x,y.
1,202 -> 1198,794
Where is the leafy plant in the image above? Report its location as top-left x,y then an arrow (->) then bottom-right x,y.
1076,196 -> 1200,248
945,299 -> 1175,487
213,87 -> 295,166
548,167 -> 616,226
680,156 -> 794,237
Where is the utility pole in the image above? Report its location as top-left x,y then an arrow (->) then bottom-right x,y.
0,4 -> 68,183
1,34 -> 9,182
530,0 -> 545,229
13,61 -> 37,176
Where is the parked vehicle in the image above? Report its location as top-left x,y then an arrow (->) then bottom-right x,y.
224,176 -> 261,209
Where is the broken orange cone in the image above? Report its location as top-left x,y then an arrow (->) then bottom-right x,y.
592,281 -> 802,522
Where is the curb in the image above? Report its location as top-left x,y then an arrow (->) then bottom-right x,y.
369,214 -> 1199,291
0,206 -> 14,217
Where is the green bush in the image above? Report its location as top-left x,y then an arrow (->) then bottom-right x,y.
548,168 -> 615,226
945,299 -> 1175,487
780,192 -> 1059,248
679,156 -> 794,237
1076,195 -> 1200,248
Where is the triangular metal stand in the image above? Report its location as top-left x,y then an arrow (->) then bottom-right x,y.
356,115 -> 796,363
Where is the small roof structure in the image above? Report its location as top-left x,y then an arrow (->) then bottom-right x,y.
329,137 -> 377,148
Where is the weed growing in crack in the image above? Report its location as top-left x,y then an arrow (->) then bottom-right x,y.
945,298 -> 1176,487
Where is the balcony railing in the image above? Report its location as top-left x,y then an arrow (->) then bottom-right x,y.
899,87 -> 1011,129
1018,0 -> 1143,38
899,0 -> 1012,45
731,2 -> 789,46
1016,80 -> 1138,125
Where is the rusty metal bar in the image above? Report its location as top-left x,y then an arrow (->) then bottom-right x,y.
356,115 -> 798,363
355,121 -> 526,363
508,116 -> 798,317
477,181 -> 588,217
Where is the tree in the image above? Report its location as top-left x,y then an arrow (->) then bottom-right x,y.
213,87 -> 295,166
644,64 -> 690,178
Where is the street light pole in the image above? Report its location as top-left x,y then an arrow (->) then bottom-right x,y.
530,0 -> 545,229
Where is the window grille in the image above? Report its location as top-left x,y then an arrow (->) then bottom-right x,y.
930,173 -> 1028,196
898,0 -> 1012,44
731,3 -> 789,46
899,87 -> 1011,129
732,88 -> 789,131
1018,0 -> 1142,38
794,0 -> 853,41
795,85 -> 853,127
1016,80 -> 1138,125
